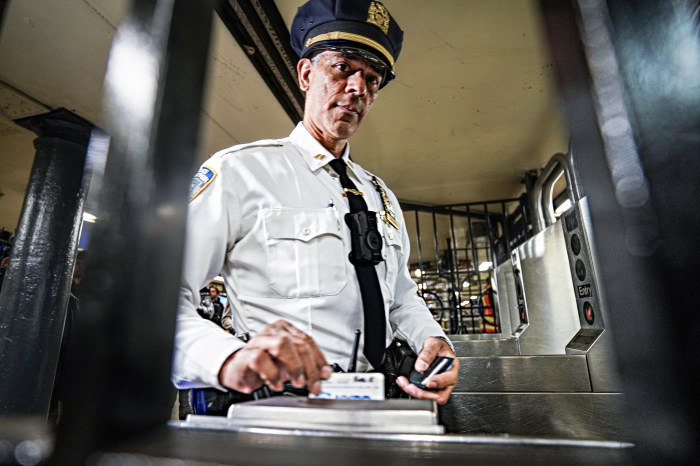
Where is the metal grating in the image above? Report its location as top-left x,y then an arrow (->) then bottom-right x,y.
402,196 -> 533,335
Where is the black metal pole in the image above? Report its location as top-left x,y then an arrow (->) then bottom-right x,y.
0,109 -> 92,417
0,0 -> 8,29
50,0 -> 214,463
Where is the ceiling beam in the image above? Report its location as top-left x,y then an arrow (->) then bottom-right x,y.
216,0 -> 304,123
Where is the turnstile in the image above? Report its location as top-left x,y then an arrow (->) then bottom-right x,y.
439,152 -> 626,441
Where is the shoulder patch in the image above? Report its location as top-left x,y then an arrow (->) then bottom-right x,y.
189,166 -> 217,202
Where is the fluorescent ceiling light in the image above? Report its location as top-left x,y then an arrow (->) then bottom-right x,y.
478,261 -> 492,271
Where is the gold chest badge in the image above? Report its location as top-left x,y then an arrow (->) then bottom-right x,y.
370,175 -> 399,230
367,2 -> 390,34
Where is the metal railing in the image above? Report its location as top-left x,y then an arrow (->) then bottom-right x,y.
402,197 -> 532,335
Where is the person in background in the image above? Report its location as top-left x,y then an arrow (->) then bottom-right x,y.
0,231 -> 13,292
0,255 -> 9,292
221,300 -> 235,335
172,0 -> 459,407
197,285 -> 225,327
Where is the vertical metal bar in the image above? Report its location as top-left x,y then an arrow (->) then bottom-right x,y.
50,0 -> 214,463
483,202 -> 495,279
0,0 -> 8,28
430,210 -> 445,327
430,210 -> 440,274
474,203 -> 485,334
0,109 -> 92,417
464,203 -> 479,334
447,205 -> 462,334
501,200 -> 511,258
483,202 -> 501,333
414,209 -> 426,297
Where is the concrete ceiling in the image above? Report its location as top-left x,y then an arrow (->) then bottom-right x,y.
0,0 -> 568,234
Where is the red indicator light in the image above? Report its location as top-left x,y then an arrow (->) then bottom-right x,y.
583,302 -> 595,325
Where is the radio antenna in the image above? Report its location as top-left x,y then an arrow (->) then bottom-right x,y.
348,329 -> 361,372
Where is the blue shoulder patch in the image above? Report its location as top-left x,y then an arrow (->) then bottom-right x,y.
189,166 -> 217,202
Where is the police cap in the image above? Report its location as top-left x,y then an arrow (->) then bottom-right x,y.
290,0 -> 404,87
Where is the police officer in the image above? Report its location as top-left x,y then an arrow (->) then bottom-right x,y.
173,0 -> 459,405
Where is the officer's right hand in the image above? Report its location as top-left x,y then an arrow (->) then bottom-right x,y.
218,319 -> 332,395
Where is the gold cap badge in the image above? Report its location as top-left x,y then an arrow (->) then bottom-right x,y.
367,2 -> 390,35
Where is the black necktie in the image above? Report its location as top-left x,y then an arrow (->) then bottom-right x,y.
329,158 -> 386,370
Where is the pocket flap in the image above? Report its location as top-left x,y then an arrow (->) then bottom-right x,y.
264,208 -> 341,242
383,225 -> 403,251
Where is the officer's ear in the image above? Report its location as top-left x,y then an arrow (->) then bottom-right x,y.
297,58 -> 313,92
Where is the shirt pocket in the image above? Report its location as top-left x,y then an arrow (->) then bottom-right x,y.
263,208 -> 347,298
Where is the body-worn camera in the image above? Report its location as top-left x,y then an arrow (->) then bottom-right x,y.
345,210 -> 383,266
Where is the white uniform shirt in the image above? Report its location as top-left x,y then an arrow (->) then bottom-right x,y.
172,123 -> 447,390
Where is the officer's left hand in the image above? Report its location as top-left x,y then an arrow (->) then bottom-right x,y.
395,337 -> 460,405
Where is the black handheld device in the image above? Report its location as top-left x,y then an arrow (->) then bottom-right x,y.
408,356 -> 454,390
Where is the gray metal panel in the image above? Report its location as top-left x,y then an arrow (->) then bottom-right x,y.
577,199 -> 623,393
456,355 -> 591,392
1,416 -> 636,466
495,258 -> 521,336
560,199 -> 605,333
450,336 -> 520,357
517,221 -> 581,354
133,424 -> 635,466
586,330 -> 624,393
449,333 -> 516,341
440,393 -> 630,441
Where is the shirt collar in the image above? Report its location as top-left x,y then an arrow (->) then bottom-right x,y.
290,123 -> 356,173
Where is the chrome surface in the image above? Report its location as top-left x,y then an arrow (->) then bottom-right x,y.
584,330 -> 624,393
455,355 -> 591,392
560,198 -> 605,335
573,198 -> 623,392
450,335 -> 519,357
441,393 -> 629,440
172,421 -> 632,448
158,423 -> 634,465
531,151 -> 582,232
516,222 -> 581,355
